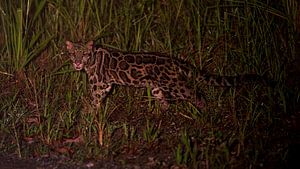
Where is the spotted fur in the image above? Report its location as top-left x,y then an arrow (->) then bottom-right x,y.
66,41 -> 261,110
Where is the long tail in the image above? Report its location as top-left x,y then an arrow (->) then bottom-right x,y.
197,73 -> 269,87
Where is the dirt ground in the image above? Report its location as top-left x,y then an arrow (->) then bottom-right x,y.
0,153 -> 137,169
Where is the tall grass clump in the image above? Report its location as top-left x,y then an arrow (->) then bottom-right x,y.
1,0 -> 52,73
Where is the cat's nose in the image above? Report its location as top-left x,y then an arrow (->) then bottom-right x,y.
73,63 -> 83,70
75,60 -> 81,65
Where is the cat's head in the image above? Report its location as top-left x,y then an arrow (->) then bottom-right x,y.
66,41 -> 94,70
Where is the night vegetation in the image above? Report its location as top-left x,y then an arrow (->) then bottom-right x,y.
0,0 -> 299,168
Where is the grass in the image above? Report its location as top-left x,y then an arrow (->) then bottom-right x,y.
0,0 -> 299,168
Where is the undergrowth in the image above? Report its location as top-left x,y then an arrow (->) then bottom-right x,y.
0,0 -> 299,168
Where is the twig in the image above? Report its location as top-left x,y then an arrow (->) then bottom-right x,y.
0,70 -> 14,77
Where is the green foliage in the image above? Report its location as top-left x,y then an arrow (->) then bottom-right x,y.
142,119 -> 160,143
175,130 -> 199,168
0,0 -> 298,168
0,0 -> 52,71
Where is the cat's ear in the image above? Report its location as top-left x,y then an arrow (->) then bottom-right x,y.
86,41 -> 94,50
66,41 -> 73,50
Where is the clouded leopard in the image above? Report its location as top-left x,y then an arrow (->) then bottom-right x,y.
66,41 -> 263,110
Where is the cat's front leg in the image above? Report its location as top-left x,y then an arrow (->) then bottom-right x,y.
90,83 -> 112,109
